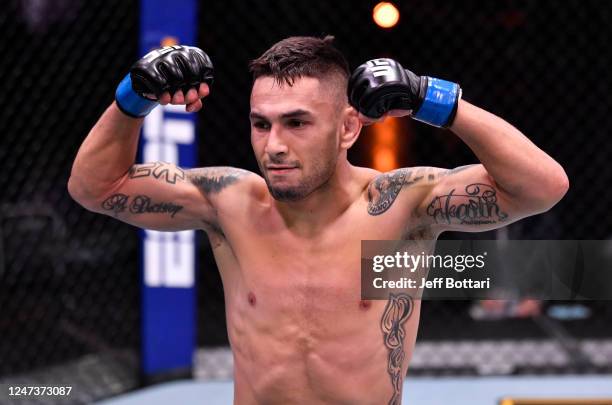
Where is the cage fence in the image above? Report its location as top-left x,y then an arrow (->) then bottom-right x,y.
0,1 -> 610,402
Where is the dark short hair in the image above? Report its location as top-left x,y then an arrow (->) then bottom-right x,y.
249,35 -> 349,86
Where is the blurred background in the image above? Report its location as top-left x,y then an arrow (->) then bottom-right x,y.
0,0 -> 611,403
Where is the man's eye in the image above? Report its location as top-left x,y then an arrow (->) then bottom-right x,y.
253,121 -> 270,130
288,119 -> 306,128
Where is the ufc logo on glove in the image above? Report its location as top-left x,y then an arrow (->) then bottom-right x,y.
367,59 -> 396,78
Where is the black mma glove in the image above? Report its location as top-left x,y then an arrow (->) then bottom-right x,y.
348,58 -> 461,128
115,45 -> 214,118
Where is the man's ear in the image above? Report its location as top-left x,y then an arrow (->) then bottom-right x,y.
339,106 -> 362,150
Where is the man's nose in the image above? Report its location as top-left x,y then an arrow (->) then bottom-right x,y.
265,126 -> 289,156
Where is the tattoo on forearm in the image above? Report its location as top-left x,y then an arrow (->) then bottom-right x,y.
101,194 -> 183,218
188,167 -> 251,194
129,162 -> 186,184
426,183 -> 508,225
381,293 -> 413,405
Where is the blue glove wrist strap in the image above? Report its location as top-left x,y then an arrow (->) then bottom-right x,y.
115,74 -> 158,118
413,77 -> 461,128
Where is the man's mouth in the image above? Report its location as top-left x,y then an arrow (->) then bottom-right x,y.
267,165 -> 298,174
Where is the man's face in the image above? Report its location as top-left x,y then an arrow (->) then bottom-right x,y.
250,76 -> 344,201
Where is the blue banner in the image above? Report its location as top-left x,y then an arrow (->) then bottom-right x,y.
139,0 -> 198,377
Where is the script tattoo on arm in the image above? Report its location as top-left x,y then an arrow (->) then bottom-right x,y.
367,165 -> 478,216
128,162 -> 186,184
101,194 -> 183,218
101,193 -> 128,216
188,167 -> 252,194
381,293 -> 413,405
426,183 -> 508,225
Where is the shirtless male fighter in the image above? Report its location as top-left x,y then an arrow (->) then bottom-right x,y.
68,36 -> 569,404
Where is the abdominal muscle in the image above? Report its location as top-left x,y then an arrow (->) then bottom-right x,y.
215,246 -> 422,405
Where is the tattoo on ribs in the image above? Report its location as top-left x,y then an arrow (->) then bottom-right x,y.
381,293 -> 413,405
188,167 -> 251,194
101,194 -> 183,218
129,162 -> 186,184
427,183 -> 508,225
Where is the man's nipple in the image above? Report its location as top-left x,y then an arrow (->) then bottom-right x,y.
248,292 -> 257,306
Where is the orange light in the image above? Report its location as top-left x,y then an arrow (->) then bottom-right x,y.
370,117 -> 401,171
373,2 -> 400,29
373,146 -> 397,172
161,36 -> 179,47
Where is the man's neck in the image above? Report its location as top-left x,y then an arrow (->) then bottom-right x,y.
273,161 -> 362,236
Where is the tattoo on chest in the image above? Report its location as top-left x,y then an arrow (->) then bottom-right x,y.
381,293 -> 413,405
426,183 -> 508,225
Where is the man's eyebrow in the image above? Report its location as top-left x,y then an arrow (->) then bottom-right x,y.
249,112 -> 267,121
280,109 -> 312,119
249,109 -> 313,120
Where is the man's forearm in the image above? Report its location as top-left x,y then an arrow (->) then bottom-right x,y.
68,102 -> 142,201
449,99 -> 569,207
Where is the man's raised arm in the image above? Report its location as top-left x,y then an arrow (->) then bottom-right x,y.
419,100 -> 568,232
350,58 -> 568,233
68,45 -> 251,231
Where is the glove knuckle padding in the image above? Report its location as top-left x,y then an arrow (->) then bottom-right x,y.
195,51 -> 214,83
348,58 -> 420,119
170,55 -> 187,81
129,45 -> 214,98
130,69 -> 158,96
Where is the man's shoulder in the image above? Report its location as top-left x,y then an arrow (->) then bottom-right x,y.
365,167 -> 441,216
365,167 -> 433,194
367,166 -> 455,190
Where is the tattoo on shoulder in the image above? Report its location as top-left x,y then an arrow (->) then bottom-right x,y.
188,167 -> 252,194
427,183 -> 508,225
129,162 -> 186,185
367,168 -> 431,216
367,165 -> 478,216
101,193 -> 183,218
381,293 -> 413,405
368,169 -> 410,216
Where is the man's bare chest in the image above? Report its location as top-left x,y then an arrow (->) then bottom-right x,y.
215,205 -> 431,296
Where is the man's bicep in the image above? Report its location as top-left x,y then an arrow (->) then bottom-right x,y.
95,162 -> 214,231
420,164 -> 525,232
